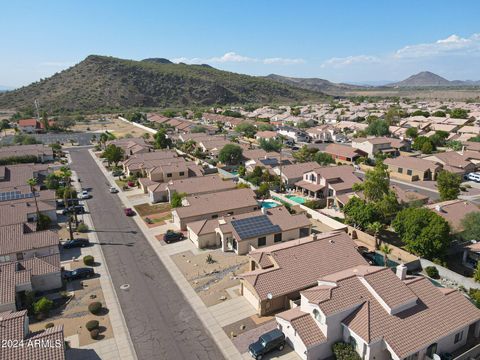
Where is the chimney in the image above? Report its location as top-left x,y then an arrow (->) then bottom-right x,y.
396,263 -> 407,280
312,233 -> 318,241
461,146 -> 465,155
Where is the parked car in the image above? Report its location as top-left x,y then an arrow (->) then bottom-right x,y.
112,169 -> 123,177
249,329 -> 285,359
63,238 -> 90,249
109,186 -> 119,193
79,190 -> 91,199
124,208 -> 135,216
63,268 -> 95,281
467,172 -> 480,183
62,205 -> 85,215
163,230 -> 185,244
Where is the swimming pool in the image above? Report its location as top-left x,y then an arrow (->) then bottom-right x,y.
259,200 -> 280,209
285,195 -> 307,204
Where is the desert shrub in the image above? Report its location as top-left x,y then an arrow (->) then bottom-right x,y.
332,342 -> 361,360
425,266 -> 439,279
77,223 -> 89,233
469,289 -> 480,308
45,322 -> 54,329
86,320 -> 99,331
88,301 -> 102,315
83,255 -> 94,266
304,200 -> 322,209
33,297 -> 54,315
90,329 -> 100,339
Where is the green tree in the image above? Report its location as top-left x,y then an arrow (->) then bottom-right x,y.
412,136 -> 435,153
59,167 -> 75,240
190,125 -> 207,133
446,140 -> 463,151
429,130 -> 449,147
437,170 -> 461,201
353,162 -> 389,202
410,110 -> 430,117
343,197 -> 378,230
380,244 -> 392,267
373,190 -> 400,224
421,141 -> 434,154
293,145 -> 318,163
314,152 -> 334,166
405,127 -> 418,139
258,138 -> 282,152
332,342 -> 361,360
432,110 -> 446,117
171,192 -> 186,208
450,108 -> 468,119
102,144 -> 125,167
27,178 -> 40,226
256,183 -> 270,198
154,128 -> 172,149
474,262 -> 480,283
367,221 -> 384,249
33,297 -> 54,315
460,212 -> 480,240
257,123 -> 274,131
235,123 -> 257,138
218,144 -> 243,165
237,165 -> 246,177
45,173 -> 62,190
392,207 -> 451,259
366,119 -> 390,136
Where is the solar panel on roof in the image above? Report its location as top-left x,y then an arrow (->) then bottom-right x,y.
231,215 -> 281,240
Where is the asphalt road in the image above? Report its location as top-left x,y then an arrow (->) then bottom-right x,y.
69,148 -> 223,360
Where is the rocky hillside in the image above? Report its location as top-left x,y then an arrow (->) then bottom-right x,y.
265,74 -> 365,95
0,55 -> 325,112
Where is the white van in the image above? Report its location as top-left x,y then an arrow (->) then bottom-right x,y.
467,172 -> 480,183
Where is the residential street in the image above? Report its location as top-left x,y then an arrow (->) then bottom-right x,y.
69,148 -> 223,360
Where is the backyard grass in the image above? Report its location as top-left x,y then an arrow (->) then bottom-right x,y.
134,202 -> 171,217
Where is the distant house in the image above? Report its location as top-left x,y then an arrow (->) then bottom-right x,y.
384,156 -> 441,181
426,199 -> 480,233
172,188 -> 260,230
323,144 -> 365,163
0,145 -> 54,163
106,137 -> 153,157
187,206 -> 311,255
351,137 -> 409,159
255,131 -> 278,141
239,231 -> 368,316
17,119 -> 41,133
424,151 -> 478,175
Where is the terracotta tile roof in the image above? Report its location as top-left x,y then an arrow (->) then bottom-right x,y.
294,180 -> 324,192
240,232 -> 368,300
290,312 -> 327,347
314,267 -> 480,358
279,162 -> 319,180
0,310 -> 65,360
426,199 -> 480,232
324,144 -> 363,159
166,175 -> 236,195
384,156 -> 440,172
0,224 -> 59,255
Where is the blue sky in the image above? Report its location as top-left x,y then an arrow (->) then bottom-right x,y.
1,0 -> 480,88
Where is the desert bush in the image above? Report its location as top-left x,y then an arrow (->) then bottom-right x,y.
88,302 -> 102,315
33,297 -> 54,315
77,223 -> 89,233
86,320 -> 99,331
90,329 -> 100,339
83,255 -> 94,266
425,266 -> 439,279
45,322 -> 54,329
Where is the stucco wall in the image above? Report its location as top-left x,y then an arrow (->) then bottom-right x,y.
31,272 -> 62,292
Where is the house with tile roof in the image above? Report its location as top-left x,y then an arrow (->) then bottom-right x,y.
384,156 -> 442,182
0,309 -> 65,359
239,231 -> 368,316
423,151 -> 477,175
106,137 -> 153,157
351,137 -> 410,159
294,165 -> 362,208
0,144 -> 54,163
274,161 -> 320,188
187,206 -> 311,254
276,264 -> 480,360
148,174 -> 236,203
172,188 -> 260,230
323,144 -> 366,164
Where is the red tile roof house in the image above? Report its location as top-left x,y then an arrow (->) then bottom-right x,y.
147,174 -> 236,203
351,137 -> 410,159
187,206 -> 311,255
0,310 -> 65,359
276,265 -> 480,360
239,231 -> 368,316
17,118 -> 42,133
295,165 -> 362,208
172,188 -> 260,230
324,144 -> 366,164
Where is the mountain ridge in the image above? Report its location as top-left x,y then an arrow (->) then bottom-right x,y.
0,55 -> 325,112
387,71 -> 480,87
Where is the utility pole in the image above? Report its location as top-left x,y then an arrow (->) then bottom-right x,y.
34,99 -> 40,120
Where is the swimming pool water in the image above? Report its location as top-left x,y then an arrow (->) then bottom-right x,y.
285,195 -> 307,204
260,201 -> 280,209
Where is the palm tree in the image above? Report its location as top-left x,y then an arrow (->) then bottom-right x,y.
367,221 -> 384,250
27,178 -> 40,226
380,244 -> 392,267
59,167 -> 75,240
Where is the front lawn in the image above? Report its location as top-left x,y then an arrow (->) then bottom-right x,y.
134,202 -> 171,217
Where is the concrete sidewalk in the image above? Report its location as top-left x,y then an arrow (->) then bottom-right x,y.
66,158 -> 137,360
88,149 -> 244,360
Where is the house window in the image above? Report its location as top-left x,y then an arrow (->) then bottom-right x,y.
398,167 -> 403,173
179,172 -> 185,176
312,309 -> 324,324
274,233 -> 282,243
167,173 -> 172,178
258,237 -> 266,247
454,331 -> 463,344
407,169 -> 413,176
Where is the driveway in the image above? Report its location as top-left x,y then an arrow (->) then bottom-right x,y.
68,148 -> 223,360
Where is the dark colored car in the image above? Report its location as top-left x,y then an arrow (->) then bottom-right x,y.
63,238 -> 90,249
124,208 -> 135,216
112,169 -> 123,177
62,205 -> 85,215
63,268 -> 94,281
249,329 -> 285,359
163,230 -> 185,244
